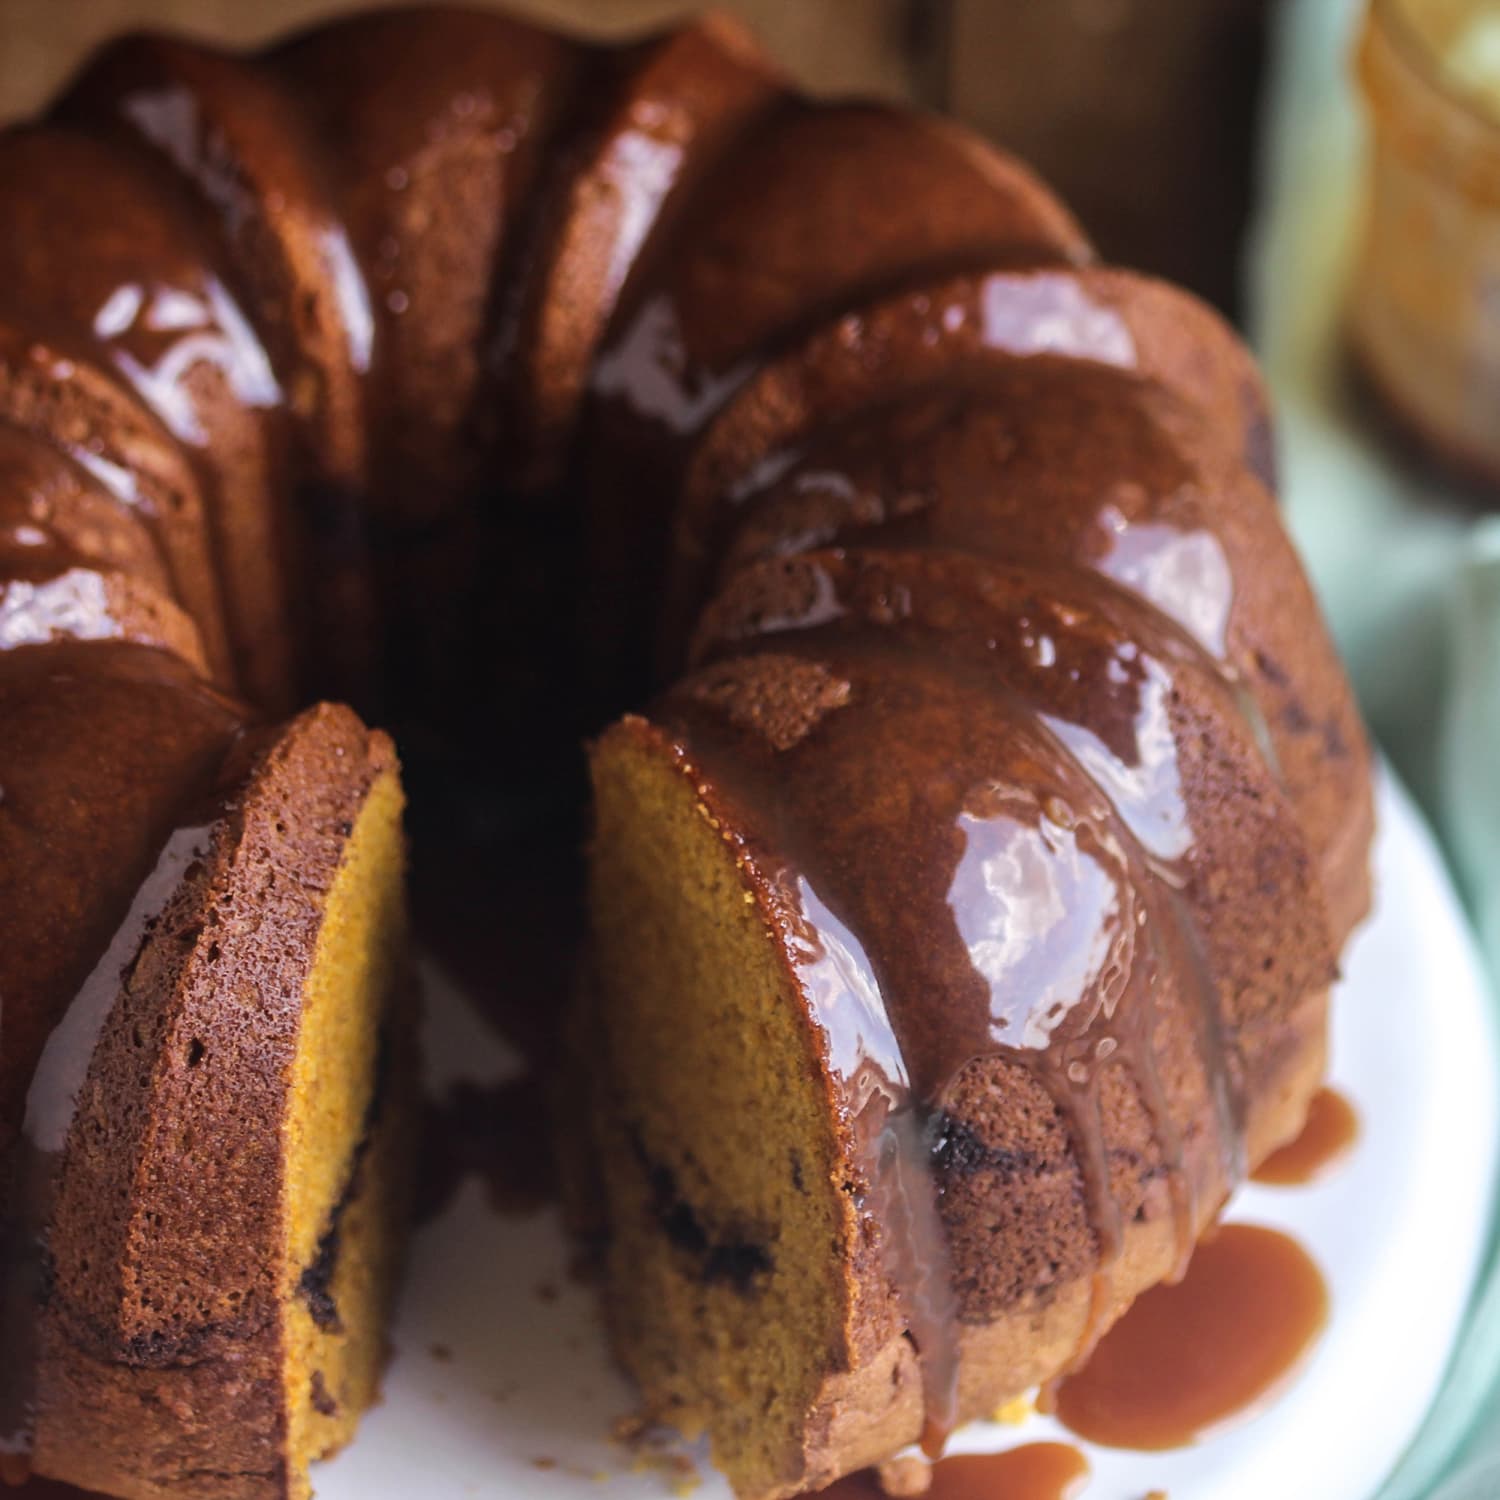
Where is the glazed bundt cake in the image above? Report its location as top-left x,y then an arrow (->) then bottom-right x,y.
0,652 -> 411,1500
0,7 -> 1371,1500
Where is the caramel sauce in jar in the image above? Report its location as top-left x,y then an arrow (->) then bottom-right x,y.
1353,0 -> 1500,490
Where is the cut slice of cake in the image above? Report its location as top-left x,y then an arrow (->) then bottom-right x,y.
1,669 -> 412,1500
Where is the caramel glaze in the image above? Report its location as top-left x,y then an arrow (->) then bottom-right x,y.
1251,1087 -> 1359,1187
0,127 -> 294,713
811,1444 -> 1089,1500
55,35 -> 376,497
657,537 -> 1335,1442
0,319 -> 237,699
1052,1222 -> 1329,1450
0,4 -> 1374,1491
635,271 -> 1361,1453
273,7 -> 589,518
0,423 -> 174,599
277,9 -> 595,728
486,12 -> 786,494
581,98 -> 1092,717
0,425 -> 208,672
671,277 -> 1371,941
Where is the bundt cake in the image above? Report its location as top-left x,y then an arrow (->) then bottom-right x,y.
0,6 -> 1371,1500
0,652 -> 411,1500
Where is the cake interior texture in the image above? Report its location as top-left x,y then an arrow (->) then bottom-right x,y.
588,719 -> 855,1494
281,767 -> 411,1495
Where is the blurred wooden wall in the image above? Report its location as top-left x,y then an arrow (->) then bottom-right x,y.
945,0 -> 1270,317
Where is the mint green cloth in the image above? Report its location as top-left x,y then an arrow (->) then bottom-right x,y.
1250,2 -> 1500,1494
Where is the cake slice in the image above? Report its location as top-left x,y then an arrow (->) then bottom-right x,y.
584,610 -> 1334,1496
0,649 -> 412,1500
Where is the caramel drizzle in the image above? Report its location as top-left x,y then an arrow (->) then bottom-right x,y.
670,322 -> 1293,1438
677,652 -> 1205,1451
675,529 -> 1271,1450
979,705 -> 1225,1377
790,880 -> 963,1451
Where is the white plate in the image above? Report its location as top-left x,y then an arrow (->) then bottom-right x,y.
316,767 -> 1499,1500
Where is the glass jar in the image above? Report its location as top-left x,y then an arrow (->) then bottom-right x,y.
1353,0 -> 1500,492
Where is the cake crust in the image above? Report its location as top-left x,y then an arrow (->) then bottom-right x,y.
27,704 -> 405,1500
